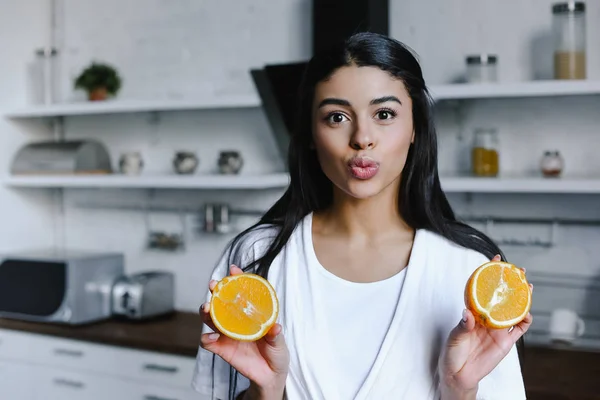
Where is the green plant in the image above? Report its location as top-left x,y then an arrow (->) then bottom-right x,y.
74,62 -> 122,96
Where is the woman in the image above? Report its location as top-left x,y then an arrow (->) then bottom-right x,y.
192,32 -> 532,400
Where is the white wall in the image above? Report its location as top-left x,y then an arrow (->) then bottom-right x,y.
0,0 -> 57,252
4,0 -> 600,345
55,0 -> 310,311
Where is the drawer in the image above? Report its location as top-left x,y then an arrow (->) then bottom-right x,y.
115,346 -> 197,389
33,363 -> 208,400
0,328 -> 34,361
25,331 -> 196,389
120,379 -> 209,400
32,364 -> 120,400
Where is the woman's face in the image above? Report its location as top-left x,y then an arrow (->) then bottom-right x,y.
312,65 -> 414,200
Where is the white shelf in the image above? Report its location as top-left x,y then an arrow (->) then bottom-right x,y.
4,95 -> 261,118
441,175 -> 600,194
3,174 -> 600,193
2,173 -> 290,190
5,81 -> 600,119
429,80 -> 600,101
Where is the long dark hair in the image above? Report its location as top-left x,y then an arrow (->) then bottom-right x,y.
220,32 -> 520,399
230,32 -> 503,273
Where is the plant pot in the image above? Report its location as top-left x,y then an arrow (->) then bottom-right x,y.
88,87 -> 108,101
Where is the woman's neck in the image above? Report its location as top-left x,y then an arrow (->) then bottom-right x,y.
317,184 -> 412,239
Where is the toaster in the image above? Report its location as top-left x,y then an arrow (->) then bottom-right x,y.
111,271 -> 175,320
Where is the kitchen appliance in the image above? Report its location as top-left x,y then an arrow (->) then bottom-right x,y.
251,0 -> 389,162
111,271 -> 174,320
0,250 -> 175,324
0,250 -> 124,324
10,140 -> 113,175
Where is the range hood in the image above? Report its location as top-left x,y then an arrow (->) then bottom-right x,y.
251,0 -> 389,164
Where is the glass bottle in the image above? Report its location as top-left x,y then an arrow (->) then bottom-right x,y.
553,2 -> 586,80
33,47 -> 58,104
471,128 -> 499,177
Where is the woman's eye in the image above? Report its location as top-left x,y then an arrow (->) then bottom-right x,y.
327,113 -> 347,124
376,109 -> 396,120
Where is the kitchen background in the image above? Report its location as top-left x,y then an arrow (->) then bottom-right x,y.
0,0 -> 599,399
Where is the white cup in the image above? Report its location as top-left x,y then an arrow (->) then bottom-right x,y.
549,308 -> 585,344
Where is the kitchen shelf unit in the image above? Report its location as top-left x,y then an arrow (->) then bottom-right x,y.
5,80 -> 600,119
440,175 -> 600,194
429,79 -> 600,101
4,95 -> 261,118
2,173 -> 291,190
4,174 -> 600,194
4,81 -> 600,194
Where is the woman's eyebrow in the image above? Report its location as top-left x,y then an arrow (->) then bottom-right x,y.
370,95 -> 402,105
317,98 -> 351,108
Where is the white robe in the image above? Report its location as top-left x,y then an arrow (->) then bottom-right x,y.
192,215 -> 527,400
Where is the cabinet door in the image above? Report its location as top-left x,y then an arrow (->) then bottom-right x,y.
32,365 -> 124,400
0,360 -> 34,400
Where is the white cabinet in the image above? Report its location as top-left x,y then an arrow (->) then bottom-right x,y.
0,328 -> 206,400
0,360 -> 35,400
33,366 -> 118,400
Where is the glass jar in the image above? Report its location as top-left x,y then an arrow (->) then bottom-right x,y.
471,128 -> 499,177
553,2 -> 586,80
466,54 -> 498,83
541,150 -> 564,177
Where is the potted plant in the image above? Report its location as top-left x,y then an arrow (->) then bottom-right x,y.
74,62 -> 122,101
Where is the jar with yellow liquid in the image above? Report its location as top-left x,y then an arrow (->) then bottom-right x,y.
553,2 -> 586,80
471,128 -> 499,177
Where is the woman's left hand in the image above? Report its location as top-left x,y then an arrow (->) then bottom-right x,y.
438,255 -> 533,399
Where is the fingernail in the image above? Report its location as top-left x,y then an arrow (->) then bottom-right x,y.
461,309 -> 468,323
208,333 -> 220,341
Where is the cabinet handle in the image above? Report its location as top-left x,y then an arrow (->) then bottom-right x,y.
144,396 -> 178,400
53,348 -> 84,357
143,363 -> 179,374
53,378 -> 85,389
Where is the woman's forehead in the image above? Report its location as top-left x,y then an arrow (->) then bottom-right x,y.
314,66 -> 409,108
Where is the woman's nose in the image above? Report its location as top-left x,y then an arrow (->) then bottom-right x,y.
350,125 -> 375,150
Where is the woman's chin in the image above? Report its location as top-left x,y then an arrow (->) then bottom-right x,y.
340,180 -> 386,200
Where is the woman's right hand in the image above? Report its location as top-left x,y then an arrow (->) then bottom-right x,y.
200,265 -> 290,399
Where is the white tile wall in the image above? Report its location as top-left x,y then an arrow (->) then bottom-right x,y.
3,0 -> 599,345
0,0 -> 59,253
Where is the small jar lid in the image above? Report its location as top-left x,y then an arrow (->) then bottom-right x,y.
466,54 -> 497,65
35,47 -> 58,56
552,2 -> 585,14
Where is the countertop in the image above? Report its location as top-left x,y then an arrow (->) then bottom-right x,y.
522,343 -> 600,400
0,311 -> 202,357
1,314 -> 599,398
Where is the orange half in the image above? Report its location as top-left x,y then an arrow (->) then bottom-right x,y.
210,273 -> 279,341
465,261 -> 531,329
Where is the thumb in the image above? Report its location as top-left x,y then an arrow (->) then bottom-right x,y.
448,309 -> 476,343
260,324 -> 289,373
264,324 -> 284,346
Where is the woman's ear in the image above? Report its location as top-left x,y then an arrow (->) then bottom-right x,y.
411,130 -> 415,144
